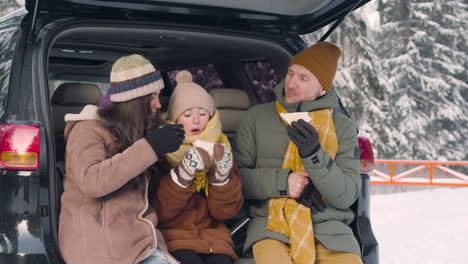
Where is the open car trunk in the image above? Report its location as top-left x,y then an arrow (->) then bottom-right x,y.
28,0 -> 371,34
47,22 -> 296,111
46,21 -> 297,263
39,2 -> 377,263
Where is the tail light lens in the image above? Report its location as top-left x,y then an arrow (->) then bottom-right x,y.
0,123 -> 40,170
358,136 -> 374,174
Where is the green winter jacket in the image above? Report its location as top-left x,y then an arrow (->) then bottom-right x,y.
233,81 -> 362,257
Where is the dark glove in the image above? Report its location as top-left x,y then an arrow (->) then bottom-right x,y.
145,124 -> 185,157
286,119 -> 320,158
296,182 -> 327,214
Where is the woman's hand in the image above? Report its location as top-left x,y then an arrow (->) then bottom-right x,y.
145,124 -> 185,157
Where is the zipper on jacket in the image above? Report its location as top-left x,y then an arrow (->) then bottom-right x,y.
208,240 -> 213,253
139,175 -> 158,260
98,200 -> 105,225
100,200 -> 114,258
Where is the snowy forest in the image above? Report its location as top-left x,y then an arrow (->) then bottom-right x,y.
305,0 -> 467,161
0,0 -> 21,17
1,0 -> 466,161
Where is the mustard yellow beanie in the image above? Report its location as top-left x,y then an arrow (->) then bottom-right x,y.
289,42 -> 341,92
167,71 -> 214,121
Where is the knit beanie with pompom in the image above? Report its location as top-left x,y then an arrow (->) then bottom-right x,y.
167,70 -> 214,121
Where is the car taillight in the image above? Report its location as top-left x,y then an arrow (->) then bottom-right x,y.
0,123 -> 40,170
358,136 -> 374,174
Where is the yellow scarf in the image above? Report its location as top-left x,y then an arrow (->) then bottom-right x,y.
266,102 -> 338,264
165,110 -> 231,196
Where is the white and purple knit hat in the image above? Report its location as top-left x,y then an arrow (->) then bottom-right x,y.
100,54 -> 164,107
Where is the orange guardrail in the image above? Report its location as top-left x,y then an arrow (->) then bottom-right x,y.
371,160 -> 468,187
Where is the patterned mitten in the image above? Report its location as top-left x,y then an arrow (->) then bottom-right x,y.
210,143 -> 233,184
176,147 -> 210,186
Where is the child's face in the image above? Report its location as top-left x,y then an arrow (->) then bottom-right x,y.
176,107 -> 210,136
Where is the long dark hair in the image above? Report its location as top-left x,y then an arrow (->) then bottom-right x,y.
97,94 -> 160,152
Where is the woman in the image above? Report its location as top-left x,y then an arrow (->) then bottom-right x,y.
59,54 -> 183,264
150,71 -> 244,264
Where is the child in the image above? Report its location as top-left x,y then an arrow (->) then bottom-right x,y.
151,71 -> 244,264
59,54 -> 183,264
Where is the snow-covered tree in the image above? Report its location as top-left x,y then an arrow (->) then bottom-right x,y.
304,0 -> 467,161
0,0 -> 23,17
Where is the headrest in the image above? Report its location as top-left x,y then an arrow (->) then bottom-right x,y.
209,89 -> 250,137
51,82 -> 103,106
209,88 -> 250,109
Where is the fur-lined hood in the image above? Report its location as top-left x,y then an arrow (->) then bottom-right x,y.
63,104 -> 100,141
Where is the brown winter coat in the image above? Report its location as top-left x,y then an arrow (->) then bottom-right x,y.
151,164 -> 244,260
59,106 -> 177,264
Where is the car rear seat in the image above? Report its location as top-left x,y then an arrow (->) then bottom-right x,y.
209,88 -> 250,142
209,88 -> 254,264
51,82 -> 103,162
50,82 -> 103,261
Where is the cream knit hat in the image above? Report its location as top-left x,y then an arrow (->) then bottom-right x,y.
167,70 -> 214,121
107,54 -> 164,102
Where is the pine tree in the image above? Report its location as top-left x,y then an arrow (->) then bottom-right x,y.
376,0 -> 467,160
304,0 -> 467,161
0,0 -> 22,17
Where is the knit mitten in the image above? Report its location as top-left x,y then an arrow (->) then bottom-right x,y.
209,143 -> 233,184
176,147 -> 210,186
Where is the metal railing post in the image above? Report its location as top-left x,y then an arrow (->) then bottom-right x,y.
371,160 -> 468,187
429,163 -> 433,184
389,162 -> 394,183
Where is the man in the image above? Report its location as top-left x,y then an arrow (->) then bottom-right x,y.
233,42 -> 362,264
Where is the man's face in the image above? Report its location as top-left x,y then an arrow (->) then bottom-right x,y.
285,64 -> 326,104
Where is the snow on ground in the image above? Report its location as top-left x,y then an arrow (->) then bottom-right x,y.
371,187 -> 468,264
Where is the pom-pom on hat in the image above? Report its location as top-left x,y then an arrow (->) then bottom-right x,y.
167,70 -> 214,121
106,54 -> 164,103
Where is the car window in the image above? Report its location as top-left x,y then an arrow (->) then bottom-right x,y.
167,64 -> 223,92
243,61 -> 278,103
0,14 -> 22,120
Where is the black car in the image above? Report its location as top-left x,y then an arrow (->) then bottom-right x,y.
0,0 -> 378,263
